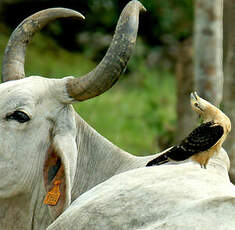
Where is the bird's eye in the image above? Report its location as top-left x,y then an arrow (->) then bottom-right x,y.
194,102 -> 199,107
6,111 -> 30,123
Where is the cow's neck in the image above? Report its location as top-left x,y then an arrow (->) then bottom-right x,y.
71,115 -> 156,200
0,180 -> 52,230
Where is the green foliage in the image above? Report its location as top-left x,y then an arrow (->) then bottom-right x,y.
25,34 -> 95,78
1,0 -> 194,48
141,0 -> 194,41
0,25 -> 9,74
74,67 -> 176,155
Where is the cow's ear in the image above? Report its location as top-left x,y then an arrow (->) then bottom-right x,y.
43,134 -> 77,218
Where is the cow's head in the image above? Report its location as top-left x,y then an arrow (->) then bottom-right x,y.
0,1 -> 145,219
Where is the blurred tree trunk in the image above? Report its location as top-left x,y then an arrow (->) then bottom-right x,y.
175,38 -> 197,142
223,0 -> 235,183
194,0 -> 223,106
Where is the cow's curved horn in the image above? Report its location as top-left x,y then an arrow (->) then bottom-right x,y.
1,8 -> 85,82
66,0 -> 146,101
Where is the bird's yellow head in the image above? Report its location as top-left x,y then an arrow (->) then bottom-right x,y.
190,92 -> 231,133
190,92 -> 208,115
190,91 -> 220,121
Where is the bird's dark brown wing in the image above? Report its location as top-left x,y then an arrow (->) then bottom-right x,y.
146,121 -> 224,166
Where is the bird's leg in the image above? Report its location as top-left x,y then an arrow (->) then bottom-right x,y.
199,163 -> 207,169
203,158 -> 210,169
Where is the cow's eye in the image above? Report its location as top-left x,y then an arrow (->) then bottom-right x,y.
6,111 -> 30,123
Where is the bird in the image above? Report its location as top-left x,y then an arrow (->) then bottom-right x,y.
146,92 -> 231,168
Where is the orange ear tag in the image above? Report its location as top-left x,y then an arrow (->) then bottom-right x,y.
44,180 -> 61,206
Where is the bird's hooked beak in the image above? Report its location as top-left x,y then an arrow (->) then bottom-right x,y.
190,91 -> 204,112
190,91 -> 198,101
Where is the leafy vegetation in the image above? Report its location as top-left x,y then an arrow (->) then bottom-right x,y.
75,67 -> 176,155
1,0 -> 194,49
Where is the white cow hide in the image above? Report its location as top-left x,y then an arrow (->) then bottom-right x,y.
47,148 -> 235,230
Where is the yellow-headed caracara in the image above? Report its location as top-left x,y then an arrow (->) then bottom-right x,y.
146,92 -> 231,168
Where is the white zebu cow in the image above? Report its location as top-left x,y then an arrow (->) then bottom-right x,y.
1,1 -> 235,230
0,1 -> 158,229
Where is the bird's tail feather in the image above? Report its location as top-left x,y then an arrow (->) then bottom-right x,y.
146,153 -> 169,167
